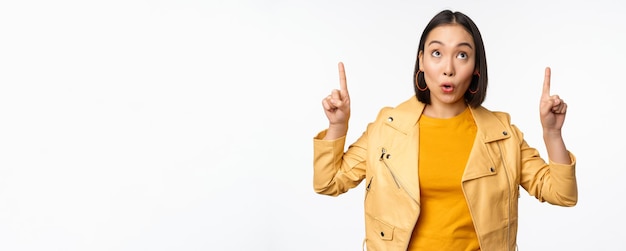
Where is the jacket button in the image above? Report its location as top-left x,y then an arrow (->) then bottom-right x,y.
386,154 -> 391,159
490,167 -> 495,172
387,117 -> 393,122
380,232 -> 385,237
502,131 -> 508,136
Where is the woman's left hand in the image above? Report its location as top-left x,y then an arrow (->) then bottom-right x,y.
539,67 -> 567,133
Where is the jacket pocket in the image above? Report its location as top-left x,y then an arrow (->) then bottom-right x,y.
366,213 -> 395,241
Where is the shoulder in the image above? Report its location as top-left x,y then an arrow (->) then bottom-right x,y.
373,97 -> 423,121
472,106 -> 513,125
366,97 -> 424,134
375,96 -> 424,119
471,106 -> 526,141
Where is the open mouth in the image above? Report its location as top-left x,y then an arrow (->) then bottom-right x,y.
442,84 -> 454,92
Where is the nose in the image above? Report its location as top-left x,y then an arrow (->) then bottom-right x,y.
443,58 -> 454,77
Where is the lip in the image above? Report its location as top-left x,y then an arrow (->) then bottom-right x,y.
440,82 -> 455,93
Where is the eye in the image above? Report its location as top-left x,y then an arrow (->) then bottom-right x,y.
431,50 -> 441,58
457,52 -> 468,59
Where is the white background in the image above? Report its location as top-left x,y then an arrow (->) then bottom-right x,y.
0,0 -> 624,250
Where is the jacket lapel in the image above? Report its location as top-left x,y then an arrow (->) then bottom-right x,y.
380,98 -> 424,203
462,107 -> 510,181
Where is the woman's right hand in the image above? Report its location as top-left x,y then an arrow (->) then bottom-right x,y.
321,62 -> 351,139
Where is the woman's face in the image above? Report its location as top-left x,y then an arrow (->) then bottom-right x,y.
419,23 -> 476,107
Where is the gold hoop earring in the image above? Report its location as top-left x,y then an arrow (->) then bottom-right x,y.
468,74 -> 479,94
416,71 -> 428,91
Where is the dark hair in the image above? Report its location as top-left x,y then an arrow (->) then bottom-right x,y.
413,10 -> 488,108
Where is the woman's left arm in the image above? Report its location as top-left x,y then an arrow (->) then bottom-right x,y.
539,67 -> 571,164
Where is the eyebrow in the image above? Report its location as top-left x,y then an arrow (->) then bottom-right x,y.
427,40 -> 473,49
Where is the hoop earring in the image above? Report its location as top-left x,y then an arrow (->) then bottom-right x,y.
468,74 -> 479,94
416,71 -> 428,91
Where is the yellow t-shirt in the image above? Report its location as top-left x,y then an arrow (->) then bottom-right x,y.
408,107 -> 480,251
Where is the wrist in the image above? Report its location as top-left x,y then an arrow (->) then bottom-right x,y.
328,122 -> 348,131
324,123 -> 348,140
543,129 -> 563,139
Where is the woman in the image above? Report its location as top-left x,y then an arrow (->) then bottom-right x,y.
312,9 -> 577,251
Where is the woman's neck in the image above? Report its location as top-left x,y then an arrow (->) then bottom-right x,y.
423,102 -> 468,119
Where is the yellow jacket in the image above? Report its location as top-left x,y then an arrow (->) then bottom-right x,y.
313,97 -> 577,251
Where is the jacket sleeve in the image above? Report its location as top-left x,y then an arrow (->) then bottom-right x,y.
312,129 -> 368,196
515,125 -> 578,206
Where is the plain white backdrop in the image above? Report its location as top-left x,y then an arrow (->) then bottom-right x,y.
0,0 -> 624,250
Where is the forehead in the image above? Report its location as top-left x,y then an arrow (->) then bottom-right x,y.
425,24 -> 474,48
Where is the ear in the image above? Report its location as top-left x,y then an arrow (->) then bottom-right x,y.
473,69 -> 480,76
418,50 -> 424,72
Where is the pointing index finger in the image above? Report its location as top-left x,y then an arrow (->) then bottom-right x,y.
542,67 -> 551,97
338,62 -> 348,92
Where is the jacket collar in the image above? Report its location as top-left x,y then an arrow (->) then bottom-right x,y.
387,97 -> 510,142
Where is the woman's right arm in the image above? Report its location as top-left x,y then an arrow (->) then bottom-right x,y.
321,62 -> 351,140
313,62 -> 366,196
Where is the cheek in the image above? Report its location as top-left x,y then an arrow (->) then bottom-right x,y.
423,63 -> 437,73
454,60 -> 475,81
422,64 -> 439,84
458,67 -> 475,83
